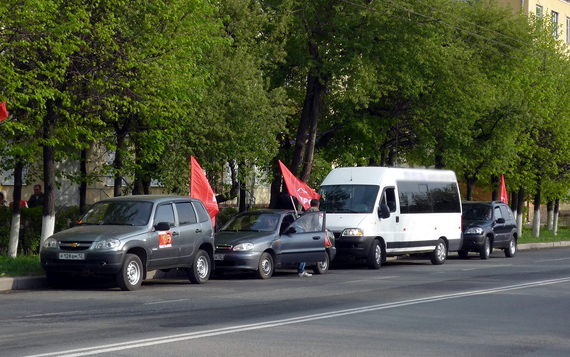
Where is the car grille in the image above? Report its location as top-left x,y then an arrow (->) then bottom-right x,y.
216,244 -> 233,250
58,241 -> 94,251
333,232 -> 341,239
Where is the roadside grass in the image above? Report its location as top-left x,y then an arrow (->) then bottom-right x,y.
0,255 -> 43,278
519,225 -> 570,244
0,225 -> 569,278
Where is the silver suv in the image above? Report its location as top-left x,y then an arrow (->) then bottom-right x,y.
40,195 -> 214,291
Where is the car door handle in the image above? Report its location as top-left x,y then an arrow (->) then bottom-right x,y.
172,231 -> 180,236
313,236 -> 321,240
195,229 -> 202,233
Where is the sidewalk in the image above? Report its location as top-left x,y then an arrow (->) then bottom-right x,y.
2,242 -> 569,292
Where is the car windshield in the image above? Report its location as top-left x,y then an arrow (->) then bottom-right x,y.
80,201 -> 153,226
221,212 -> 280,232
319,185 -> 379,213
462,203 -> 492,221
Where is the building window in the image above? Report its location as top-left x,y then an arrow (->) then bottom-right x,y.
536,5 -> 543,18
552,11 -> 559,38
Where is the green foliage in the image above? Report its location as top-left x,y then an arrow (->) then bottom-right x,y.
0,255 -> 43,277
0,206 -> 83,256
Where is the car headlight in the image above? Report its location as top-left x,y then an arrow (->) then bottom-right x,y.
43,237 -> 58,249
233,243 -> 254,251
342,228 -> 364,237
465,227 -> 484,235
95,238 -> 121,250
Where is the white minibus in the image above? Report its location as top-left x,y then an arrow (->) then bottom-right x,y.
319,167 -> 462,269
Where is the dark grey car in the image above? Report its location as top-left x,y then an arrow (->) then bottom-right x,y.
40,195 -> 214,291
460,201 -> 518,259
214,210 -> 334,278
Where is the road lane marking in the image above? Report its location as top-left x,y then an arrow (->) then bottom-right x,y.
144,299 -> 189,305
23,276 -> 570,357
535,257 -> 570,263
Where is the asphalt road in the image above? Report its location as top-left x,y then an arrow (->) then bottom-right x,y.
1,247 -> 570,357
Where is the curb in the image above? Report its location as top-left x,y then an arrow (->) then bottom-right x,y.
2,242 -> 569,292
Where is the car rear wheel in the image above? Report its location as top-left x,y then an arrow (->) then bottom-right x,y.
188,249 -> 210,284
367,239 -> 383,269
117,254 -> 143,291
255,252 -> 274,279
313,251 -> 330,274
480,237 -> 491,260
504,236 -> 517,258
430,238 -> 447,265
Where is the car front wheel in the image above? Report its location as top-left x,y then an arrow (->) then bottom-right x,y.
430,239 -> 447,265
188,249 -> 211,284
117,254 -> 143,291
313,251 -> 330,274
255,252 -> 274,279
480,237 -> 491,260
367,239 -> 383,269
504,236 -> 517,258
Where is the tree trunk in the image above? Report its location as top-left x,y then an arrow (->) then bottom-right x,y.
291,41 -> 327,178
41,100 -> 57,247
113,122 -> 128,197
491,175 -> 499,201
516,187 -> 525,238
464,174 -> 477,201
553,199 -> 560,236
8,158 -> 24,258
511,190 -> 518,219
546,200 -> 553,231
79,147 -> 87,214
532,189 -> 541,238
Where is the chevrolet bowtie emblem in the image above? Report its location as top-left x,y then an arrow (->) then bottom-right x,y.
70,243 -> 79,248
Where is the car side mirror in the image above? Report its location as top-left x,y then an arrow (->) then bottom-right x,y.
378,204 -> 390,219
155,222 -> 170,231
286,226 -> 297,234
496,218 -> 505,224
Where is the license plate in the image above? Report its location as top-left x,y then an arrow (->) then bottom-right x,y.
214,254 -> 224,261
59,252 -> 85,260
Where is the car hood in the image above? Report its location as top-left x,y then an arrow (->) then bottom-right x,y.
49,225 -> 148,242
324,214 -> 368,233
462,219 -> 493,230
215,231 -> 276,245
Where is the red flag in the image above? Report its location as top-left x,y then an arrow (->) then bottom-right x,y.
278,160 -> 321,210
190,156 -> 219,226
500,174 -> 508,204
0,102 -> 8,122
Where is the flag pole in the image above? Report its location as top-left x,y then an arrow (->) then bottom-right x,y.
289,196 -> 298,216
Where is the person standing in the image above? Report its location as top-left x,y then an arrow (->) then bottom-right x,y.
298,199 -> 320,277
27,184 -> 45,208
0,191 -> 8,207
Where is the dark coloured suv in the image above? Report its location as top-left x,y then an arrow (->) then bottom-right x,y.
40,195 -> 214,291
459,201 -> 518,259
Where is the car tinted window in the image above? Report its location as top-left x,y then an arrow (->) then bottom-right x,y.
319,185 -> 379,213
175,202 -> 197,225
194,201 -> 210,223
499,205 -> 512,220
81,201 -> 152,226
291,212 -> 323,233
462,203 -> 492,220
154,204 -> 175,226
494,206 -> 503,220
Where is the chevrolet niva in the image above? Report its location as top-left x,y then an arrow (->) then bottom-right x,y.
459,201 -> 518,259
40,195 -> 214,291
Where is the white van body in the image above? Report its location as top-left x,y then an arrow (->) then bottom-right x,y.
319,167 -> 462,268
